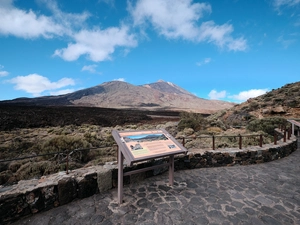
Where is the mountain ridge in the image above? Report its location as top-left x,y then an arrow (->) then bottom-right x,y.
208,81 -> 300,127
0,80 -> 235,113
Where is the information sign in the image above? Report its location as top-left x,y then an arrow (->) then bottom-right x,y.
114,129 -> 186,164
112,128 -> 187,204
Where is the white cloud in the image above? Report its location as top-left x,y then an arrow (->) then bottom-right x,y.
130,0 -> 211,39
230,89 -> 269,102
54,26 -> 138,62
0,65 -> 9,77
277,35 -> 296,48
196,57 -> 211,66
0,0 -> 64,39
114,78 -> 125,81
98,0 -> 115,7
0,1 -> 135,63
0,71 -> 9,77
8,74 -> 75,97
208,89 -> 227,100
129,0 -> 247,51
41,0 -> 90,34
81,64 -> 99,73
0,0 -> 90,39
273,0 -> 300,8
197,21 -> 247,51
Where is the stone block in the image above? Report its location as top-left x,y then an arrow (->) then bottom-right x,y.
0,194 -> 30,224
97,169 -> 112,193
213,153 -> 223,161
262,150 -> 272,162
222,154 -> 233,165
58,177 -> 77,205
41,185 -> 58,210
26,189 -> 44,214
77,172 -> 98,199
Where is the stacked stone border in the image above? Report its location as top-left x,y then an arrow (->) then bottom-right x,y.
0,135 -> 298,224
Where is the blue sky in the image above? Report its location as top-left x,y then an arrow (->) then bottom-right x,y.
0,0 -> 299,103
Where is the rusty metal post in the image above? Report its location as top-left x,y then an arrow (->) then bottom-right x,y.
182,137 -> 185,147
212,135 -> 215,150
66,150 -> 69,174
259,134 -> 263,147
239,134 -> 242,149
274,133 -> 277,145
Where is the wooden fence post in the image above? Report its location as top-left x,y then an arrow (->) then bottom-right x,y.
274,133 -> 277,145
212,135 -> 215,150
239,134 -> 242,149
66,149 -> 69,174
182,137 -> 185,147
259,134 -> 263,147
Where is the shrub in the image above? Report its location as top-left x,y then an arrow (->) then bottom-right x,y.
14,161 -> 59,181
0,170 -> 13,185
206,127 -> 223,135
178,112 -> 207,131
249,101 -> 259,110
246,117 -> 287,135
38,136 -> 91,162
40,136 -> 90,154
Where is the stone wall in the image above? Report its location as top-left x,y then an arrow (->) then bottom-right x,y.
0,137 -> 298,224
0,167 -> 112,224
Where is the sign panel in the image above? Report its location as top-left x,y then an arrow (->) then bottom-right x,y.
112,129 -> 187,165
112,128 -> 187,204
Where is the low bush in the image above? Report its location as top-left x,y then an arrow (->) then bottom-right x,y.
178,112 -> 207,131
39,135 -> 90,155
246,117 -> 287,135
13,161 -> 60,182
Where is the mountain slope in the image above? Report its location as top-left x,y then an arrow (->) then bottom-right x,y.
209,81 -> 300,126
142,80 -> 193,95
1,80 -> 235,113
71,80 -> 235,113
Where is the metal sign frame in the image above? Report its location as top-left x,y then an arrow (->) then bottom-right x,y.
112,128 -> 187,204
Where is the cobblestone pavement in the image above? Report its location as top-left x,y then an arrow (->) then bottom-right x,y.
14,143 -> 300,225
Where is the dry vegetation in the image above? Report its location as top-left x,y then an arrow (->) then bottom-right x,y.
1,81 -> 299,185
213,81 -> 300,128
0,106 -> 181,185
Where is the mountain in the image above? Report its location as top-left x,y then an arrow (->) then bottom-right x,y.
0,80 -> 235,113
142,80 -> 192,95
209,81 -> 300,126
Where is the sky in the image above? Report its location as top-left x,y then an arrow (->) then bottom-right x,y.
0,0 -> 299,103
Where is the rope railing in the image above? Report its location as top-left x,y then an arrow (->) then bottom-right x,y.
0,145 -> 119,174
0,124 -> 294,176
177,126 -> 293,150
178,134 -> 265,150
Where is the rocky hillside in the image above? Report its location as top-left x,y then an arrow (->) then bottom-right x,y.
209,81 -> 300,127
0,80 -> 235,114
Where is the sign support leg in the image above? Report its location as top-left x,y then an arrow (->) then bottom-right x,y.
169,155 -> 174,186
118,148 -> 124,205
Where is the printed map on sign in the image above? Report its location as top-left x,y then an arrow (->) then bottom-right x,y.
119,130 -> 181,159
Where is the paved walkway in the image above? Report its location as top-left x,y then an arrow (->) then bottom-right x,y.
13,140 -> 300,225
